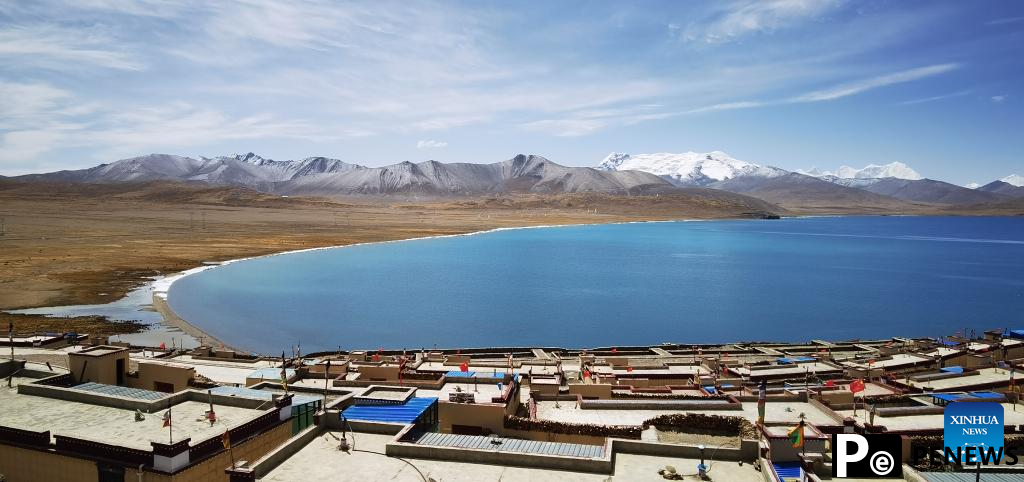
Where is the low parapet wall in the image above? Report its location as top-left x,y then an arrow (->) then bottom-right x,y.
581,399 -> 742,410
386,436 -> 615,474
612,437 -> 759,462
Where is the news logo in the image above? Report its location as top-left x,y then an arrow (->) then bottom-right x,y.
944,401 -> 1004,464
832,434 -> 902,477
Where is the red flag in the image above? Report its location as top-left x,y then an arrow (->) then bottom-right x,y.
868,359 -> 876,366
626,366 -> 633,372
459,361 -> 469,372
162,409 -> 172,428
849,379 -> 866,394
159,342 -> 166,350
610,347 -> 618,353
583,369 -> 591,379
371,353 -> 380,362
825,380 -> 835,387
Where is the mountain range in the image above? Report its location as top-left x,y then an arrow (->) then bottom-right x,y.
14,153 -> 673,196
9,151 -> 1022,213
597,151 -> 1023,207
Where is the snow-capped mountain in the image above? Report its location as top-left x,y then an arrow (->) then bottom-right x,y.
977,174 -> 1024,198
14,152 -> 364,190
798,162 -> 923,181
1001,174 -> 1024,187
598,151 -> 787,187
14,153 -> 674,196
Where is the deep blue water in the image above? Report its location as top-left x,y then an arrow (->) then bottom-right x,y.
168,216 -> 1024,354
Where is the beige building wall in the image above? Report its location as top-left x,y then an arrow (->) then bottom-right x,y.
567,383 -> 612,399
0,443 -> 99,482
69,349 -> 130,385
135,421 -> 292,482
127,362 -> 195,393
438,402 -> 505,435
359,365 -> 399,381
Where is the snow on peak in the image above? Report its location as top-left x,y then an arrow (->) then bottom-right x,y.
965,182 -> 980,189
1000,174 -> 1024,187
598,151 -> 785,186
802,162 -> 923,180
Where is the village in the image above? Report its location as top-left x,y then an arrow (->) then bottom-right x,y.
2,327 -> 1023,481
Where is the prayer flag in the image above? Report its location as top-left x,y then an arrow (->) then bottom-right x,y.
850,378 -> 865,394
787,422 -> 804,448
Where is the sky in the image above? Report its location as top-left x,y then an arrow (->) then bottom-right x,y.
0,0 -> 1021,185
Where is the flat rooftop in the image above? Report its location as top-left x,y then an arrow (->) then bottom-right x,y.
261,431 -> 765,481
845,353 -> 932,369
535,400 -> 839,427
837,402 -> 1024,432
737,362 -> 841,377
166,355 -> 276,385
907,367 -> 1024,390
415,382 -> 504,401
0,377 -> 262,450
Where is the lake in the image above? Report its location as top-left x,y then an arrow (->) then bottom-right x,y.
167,216 -> 1024,354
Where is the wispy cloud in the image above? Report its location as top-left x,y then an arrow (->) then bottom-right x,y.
685,0 -> 845,43
991,95 -> 1008,103
986,16 -> 1024,26
898,89 -> 972,106
0,24 -> 144,71
790,63 -> 960,102
416,140 -> 447,149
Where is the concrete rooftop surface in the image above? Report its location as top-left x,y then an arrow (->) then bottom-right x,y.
261,431 -> 765,482
0,377 -> 261,450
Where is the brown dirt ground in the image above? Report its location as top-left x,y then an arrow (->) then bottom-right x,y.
0,182 -> 783,336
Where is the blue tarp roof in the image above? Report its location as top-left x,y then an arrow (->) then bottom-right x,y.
969,392 -> 1004,399
940,366 -> 964,374
703,386 -> 717,394
445,370 -> 477,378
343,397 -> 437,424
777,356 -> 816,364
1009,330 -> 1024,339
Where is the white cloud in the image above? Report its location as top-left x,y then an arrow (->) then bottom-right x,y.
898,89 -> 972,105
991,95 -> 1008,103
687,0 -> 845,43
791,63 -> 960,102
416,140 -> 448,149
0,24 -> 144,71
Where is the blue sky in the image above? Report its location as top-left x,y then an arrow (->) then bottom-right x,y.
0,0 -> 1021,185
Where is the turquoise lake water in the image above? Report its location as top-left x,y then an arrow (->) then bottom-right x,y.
167,216 -> 1024,354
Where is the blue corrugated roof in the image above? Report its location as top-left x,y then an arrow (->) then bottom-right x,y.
445,370 -> 476,378
1008,329 -> 1024,339
342,397 -> 436,424
968,391 -> 1004,399
940,366 -> 964,374
773,461 -> 802,479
